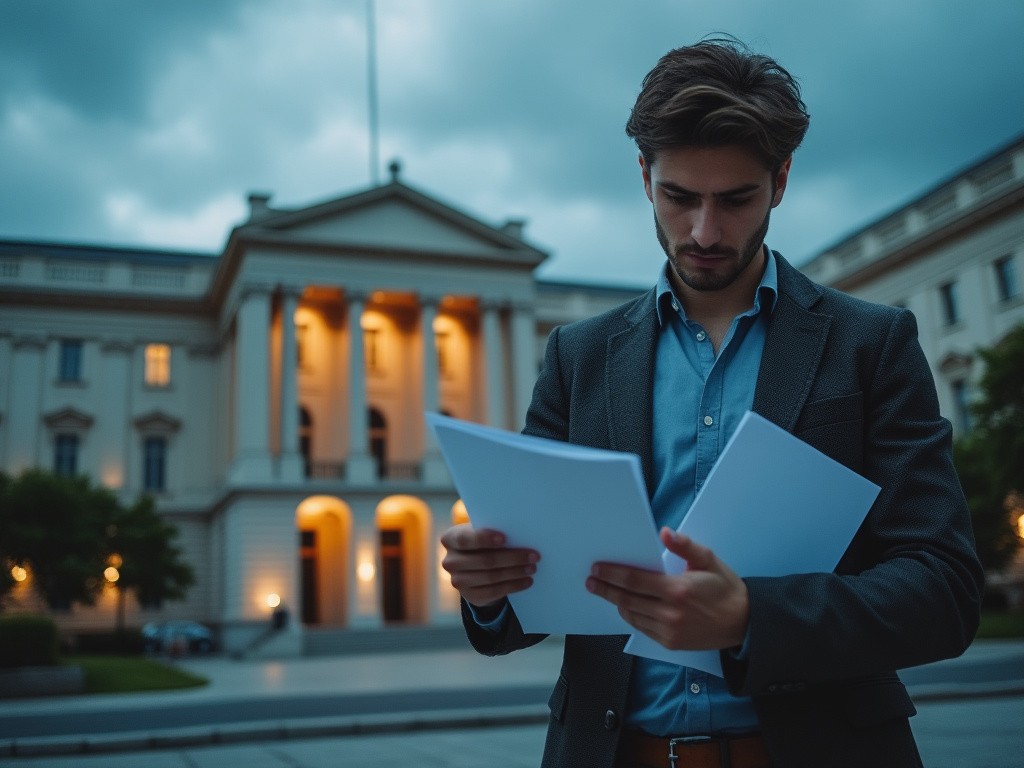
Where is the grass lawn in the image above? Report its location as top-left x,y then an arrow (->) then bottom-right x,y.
976,610 -> 1024,639
65,655 -> 208,694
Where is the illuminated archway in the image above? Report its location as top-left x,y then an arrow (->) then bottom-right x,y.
375,495 -> 431,624
296,496 -> 352,627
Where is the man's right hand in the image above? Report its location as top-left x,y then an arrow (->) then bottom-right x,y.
439,524 -> 540,612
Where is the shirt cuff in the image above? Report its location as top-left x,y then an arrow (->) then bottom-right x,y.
466,600 -> 509,631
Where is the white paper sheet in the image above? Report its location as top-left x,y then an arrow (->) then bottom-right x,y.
426,413 -> 664,635
623,411 -> 881,676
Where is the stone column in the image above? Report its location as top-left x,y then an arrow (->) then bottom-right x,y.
278,286 -> 304,482
481,301 -> 507,429
228,284 -> 275,484
419,297 -> 448,484
509,302 -> 538,430
345,292 -> 376,483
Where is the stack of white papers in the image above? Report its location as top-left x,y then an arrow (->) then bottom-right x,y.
427,411 -> 880,677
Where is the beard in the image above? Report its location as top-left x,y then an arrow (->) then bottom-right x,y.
656,206 -> 771,293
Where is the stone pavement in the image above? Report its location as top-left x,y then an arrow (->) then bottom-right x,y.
1,637 -> 1023,766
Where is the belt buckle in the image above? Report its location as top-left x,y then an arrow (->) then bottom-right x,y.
668,734 -> 713,768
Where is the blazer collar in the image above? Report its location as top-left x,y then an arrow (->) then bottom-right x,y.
752,252 -> 832,431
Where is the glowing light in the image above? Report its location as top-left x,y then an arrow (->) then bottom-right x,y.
452,499 -> 470,525
357,560 -> 376,582
11,566 -> 27,583
266,593 -> 281,609
103,566 -> 120,583
107,553 -> 123,568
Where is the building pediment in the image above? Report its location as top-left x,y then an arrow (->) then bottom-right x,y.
42,407 -> 94,430
133,410 -> 182,434
226,178 -> 548,266
938,351 -> 973,373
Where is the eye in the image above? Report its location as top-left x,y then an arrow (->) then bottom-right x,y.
664,192 -> 697,207
720,196 -> 754,209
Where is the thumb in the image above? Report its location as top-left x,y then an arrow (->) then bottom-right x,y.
660,527 -> 715,571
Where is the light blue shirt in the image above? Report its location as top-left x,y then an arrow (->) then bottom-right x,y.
625,250 -> 777,736
472,250 -> 778,737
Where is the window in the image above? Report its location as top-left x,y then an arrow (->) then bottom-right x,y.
363,328 -> 381,372
58,340 -> 83,382
994,255 -> 1020,302
54,434 -> 79,476
143,436 -> 167,491
435,331 -> 451,377
951,379 -> 972,433
296,323 -> 309,368
145,344 -> 171,387
939,281 -> 960,326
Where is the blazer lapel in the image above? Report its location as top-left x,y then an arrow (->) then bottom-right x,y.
753,254 -> 832,431
606,290 -> 659,495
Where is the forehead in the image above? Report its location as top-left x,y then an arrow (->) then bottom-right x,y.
648,145 -> 772,191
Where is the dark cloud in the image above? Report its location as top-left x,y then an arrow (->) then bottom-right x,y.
0,0 -> 1021,284
0,0 -> 242,122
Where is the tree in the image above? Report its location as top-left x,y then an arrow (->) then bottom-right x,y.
105,494 -> 194,631
0,470 -> 194,628
0,470 -> 113,609
953,323 -> 1024,571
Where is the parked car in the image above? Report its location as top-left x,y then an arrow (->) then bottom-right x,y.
142,620 -> 216,654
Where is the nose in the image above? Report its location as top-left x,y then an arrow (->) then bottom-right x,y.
691,203 -> 721,249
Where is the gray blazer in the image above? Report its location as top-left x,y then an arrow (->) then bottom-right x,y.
463,252 -> 983,768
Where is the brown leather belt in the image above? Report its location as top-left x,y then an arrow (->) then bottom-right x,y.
615,729 -> 771,768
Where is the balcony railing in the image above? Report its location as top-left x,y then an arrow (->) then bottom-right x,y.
303,461 -> 422,482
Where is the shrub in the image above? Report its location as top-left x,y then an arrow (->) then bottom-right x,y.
0,613 -> 59,668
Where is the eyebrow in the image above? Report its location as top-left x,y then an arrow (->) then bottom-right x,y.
658,181 -> 762,198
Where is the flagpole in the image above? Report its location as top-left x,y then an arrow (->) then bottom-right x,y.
367,0 -> 381,185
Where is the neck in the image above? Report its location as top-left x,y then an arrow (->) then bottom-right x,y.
672,245 -> 768,326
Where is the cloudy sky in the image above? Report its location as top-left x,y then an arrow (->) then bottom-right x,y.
2,1 -> 1022,287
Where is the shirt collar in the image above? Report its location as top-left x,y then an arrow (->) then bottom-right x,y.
656,246 -> 779,327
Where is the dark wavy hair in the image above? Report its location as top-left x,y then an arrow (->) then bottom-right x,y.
625,38 -> 810,173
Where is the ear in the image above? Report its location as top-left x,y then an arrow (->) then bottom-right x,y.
639,153 -> 654,203
771,156 -> 792,208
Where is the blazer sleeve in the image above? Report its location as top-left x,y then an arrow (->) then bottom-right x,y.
721,309 -> 984,696
459,326 -> 571,657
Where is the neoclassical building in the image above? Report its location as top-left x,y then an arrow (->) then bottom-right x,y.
0,165 -> 642,655
3,133 -> 1023,652
802,132 -> 1024,436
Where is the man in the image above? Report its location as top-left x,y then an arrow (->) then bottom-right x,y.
440,38 -> 983,768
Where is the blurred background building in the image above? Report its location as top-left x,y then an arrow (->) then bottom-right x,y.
2,136 -> 1022,655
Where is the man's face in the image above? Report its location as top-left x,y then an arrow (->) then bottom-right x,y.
641,145 -> 790,295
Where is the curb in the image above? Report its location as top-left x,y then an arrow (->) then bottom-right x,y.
0,704 -> 550,759
4,683 -> 1024,759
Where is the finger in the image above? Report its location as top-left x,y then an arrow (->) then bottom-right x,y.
588,562 -> 664,598
586,573 -> 667,620
660,528 -> 715,571
458,574 -> 536,606
440,524 -> 507,551
442,547 -> 539,576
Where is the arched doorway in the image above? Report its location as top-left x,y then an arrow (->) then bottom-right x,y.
295,496 -> 352,627
375,495 -> 430,624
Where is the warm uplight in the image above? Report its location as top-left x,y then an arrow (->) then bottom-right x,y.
266,593 -> 282,609
103,566 -> 120,583
107,553 -> 123,568
357,561 -> 376,582
1017,514 -> 1024,540
11,566 -> 27,583
452,499 -> 470,525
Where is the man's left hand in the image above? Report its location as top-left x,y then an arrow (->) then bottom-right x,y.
586,527 -> 750,651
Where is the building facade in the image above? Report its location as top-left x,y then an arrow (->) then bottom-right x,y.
0,167 -> 641,655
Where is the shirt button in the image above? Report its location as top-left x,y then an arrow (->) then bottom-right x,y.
703,415 -> 713,426
696,331 -> 706,341
690,682 -> 701,694
603,709 -> 619,730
